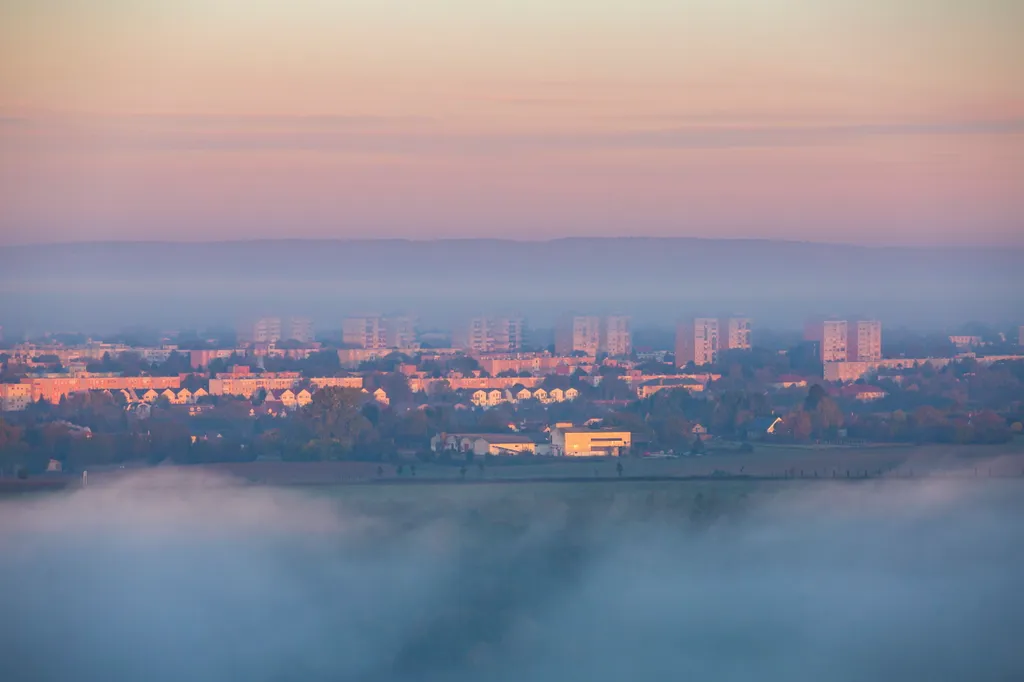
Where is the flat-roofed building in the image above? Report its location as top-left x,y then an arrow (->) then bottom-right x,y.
0,383 -> 33,411
555,316 -> 601,356
342,316 -> 387,349
805,319 -> 849,362
286,318 -> 315,344
601,316 -> 632,357
22,374 -> 182,404
458,317 -> 524,353
550,427 -> 632,457
848,319 -> 882,362
252,317 -> 282,344
384,316 -> 417,349
676,318 -> 720,367
721,317 -> 752,351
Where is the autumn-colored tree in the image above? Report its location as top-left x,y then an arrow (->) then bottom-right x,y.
297,386 -> 373,458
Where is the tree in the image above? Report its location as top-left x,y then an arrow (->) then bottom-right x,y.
597,376 -> 634,401
804,384 -> 828,411
691,435 -> 705,455
811,396 -> 844,439
375,372 -> 413,405
297,387 -> 373,458
447,355 -> 480,375
782,411 -> 813,442
0,419 -> 29,476
426,380 -> 455,402
147,420 -> 192,464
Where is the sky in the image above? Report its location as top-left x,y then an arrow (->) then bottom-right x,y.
1,0 -> 1022,246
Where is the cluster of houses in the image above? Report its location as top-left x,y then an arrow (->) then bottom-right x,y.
107,384 -> 393,419
111,387 -> 209,405
465,385 -> 580,408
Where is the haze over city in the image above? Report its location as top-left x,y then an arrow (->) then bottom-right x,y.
2,3 -> 1024,682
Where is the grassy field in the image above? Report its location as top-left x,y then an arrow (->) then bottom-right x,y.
26,440 -> 1016,491
233,441 -> 1023,483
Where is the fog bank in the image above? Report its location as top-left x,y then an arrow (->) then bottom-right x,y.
1,471 -> 1022,682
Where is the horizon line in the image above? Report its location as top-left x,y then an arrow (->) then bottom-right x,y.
2,236 -> 1021,251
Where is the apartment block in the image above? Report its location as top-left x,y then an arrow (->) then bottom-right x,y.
342,316 -> 387,349
601,316 -> 632,357
384,316 -> 418,349
848,320 -> 882,362
21,375 -> 181,405
721,317 -> 752,351
805,319 -> 849,362
458,317 -> 524,353
555,316 -> 601,356
285,317 -> 315,344
0,383 -> 33,412
190,348 -> 246,370
252,317 -> 282,344
476,353 -> 590,376
676,318 -> 720,367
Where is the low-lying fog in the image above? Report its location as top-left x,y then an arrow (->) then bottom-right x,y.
1,472 -> 1022,682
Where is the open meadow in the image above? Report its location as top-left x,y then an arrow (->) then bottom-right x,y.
47,440 -> 1023,489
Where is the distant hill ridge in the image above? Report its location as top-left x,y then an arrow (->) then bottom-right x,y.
0,238 -> 1020,330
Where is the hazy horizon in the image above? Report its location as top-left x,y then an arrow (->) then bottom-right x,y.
2,238 -> 1021,332
5,234 -> 1024,249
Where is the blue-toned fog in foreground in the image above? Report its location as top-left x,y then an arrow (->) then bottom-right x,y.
1,471 -> 1023,682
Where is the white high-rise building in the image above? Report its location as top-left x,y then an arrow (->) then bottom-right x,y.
601,316 -> 632,357
342,316 -> 387,349
555,316 -> 601,356
676,318 -> 720,367
811,320 -> 848,362
459,317 -> 524,353
384,316 -> 418,349
848,320 -> 882,362
252,317 -> 282,344
721,317 -> 751,351
286,318 -> 314,344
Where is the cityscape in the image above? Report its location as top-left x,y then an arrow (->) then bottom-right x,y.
2,1 -> 1023,680
2,312 -> 1023,470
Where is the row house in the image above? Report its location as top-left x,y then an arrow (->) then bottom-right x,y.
265,389 -> 314,410
467,386 -> 579,408
130,387 -> 209,405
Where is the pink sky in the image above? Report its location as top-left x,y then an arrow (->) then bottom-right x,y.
1,0 -> 1022,246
